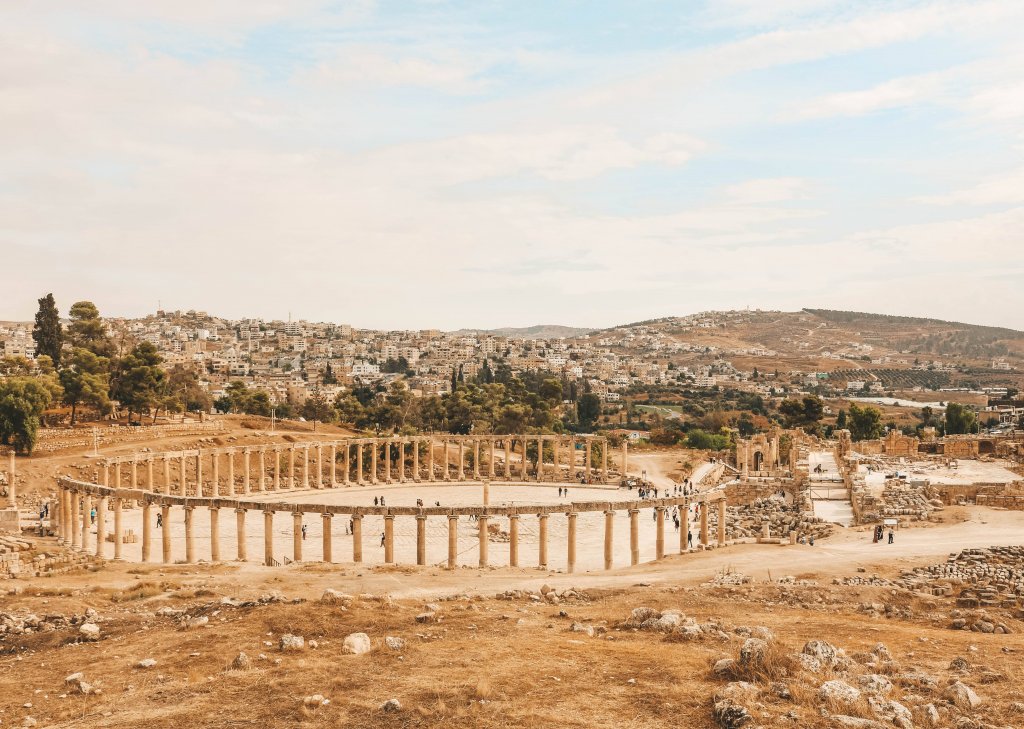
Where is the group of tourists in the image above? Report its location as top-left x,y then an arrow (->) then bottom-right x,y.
873,524 -> 895,544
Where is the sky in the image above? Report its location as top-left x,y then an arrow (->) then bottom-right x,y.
2,0 -> 1024,331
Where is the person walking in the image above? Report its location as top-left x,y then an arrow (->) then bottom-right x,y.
90,507 -> 96,525
157,513 -> 163,528
380,532 -> 386,547
888,529 -> 894,545
687,529 -> 693,548
301,524 -> 307,541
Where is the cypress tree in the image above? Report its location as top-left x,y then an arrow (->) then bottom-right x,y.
32,293 -> 63,367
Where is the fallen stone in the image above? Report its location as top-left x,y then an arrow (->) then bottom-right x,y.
343,632 -> 371,655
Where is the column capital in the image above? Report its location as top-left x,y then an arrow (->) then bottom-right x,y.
322,511 -> 333,519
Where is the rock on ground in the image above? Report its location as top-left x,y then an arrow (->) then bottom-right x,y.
342,632 -> 371,655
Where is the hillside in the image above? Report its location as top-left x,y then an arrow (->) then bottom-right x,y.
449,325 -> 593,339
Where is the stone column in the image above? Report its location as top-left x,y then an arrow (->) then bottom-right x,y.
718,498 -> 727,546
301,445 -> 309,489
113,495 -> 123,560
621,441 -> 628,481
416,514 -> 427,566
61,488 -> 71,543
473,440 -> 480,479
180,452 -> 187,495
211,451 -> 219,496
274,447 -> 281,490
70,490 -> 80,550
585,440 -> 592,483
520,439 -> 528,482
5,452 -> 14,508
352,514 -> 363,563
80,493 -> 90,553
258,448 -> 267,492
357,443 -> 364,484
330,443 -> 337,486
163,457 -> 171,495
370,441 -> 378,484
398,441 -> 407,483
509,514 -> 520,567
264,510 -> 274,566
700,502 -> 709,547
147,457 -> 155,491
383,514 -> 394,563
601,440 -> 609,483
567,438 -> 575,481
504,439 -> 511,479
322,513 -> 333,562
447,514 -> 458,569
343,443 -> 351,485
227,450 -> 235,496
427,438 -> 434,481
567,512 -> 577,574
488,439 -> 495,478
315,443 -> 323,488
95,496 -> 107,558
131,458 -> 138,490
604,510 -> 614,570
236,508 -> 247,561
629,508 -> 640,565
384,440 -> 392,483
288,447 -> 296,489
184,505 -> 196,564
443,441 -> 451,481
655,507 -> 665,560
243,449 -> 251,495
478,514 -> 489,567
553,439 -> 561,480
292,511 -> 302,562
413,439 -> 421,482
161,505 -> 171,563
538,513 -> 549,568
458,440 -> 466,481
195,453 -> 203,498
679,498 -> 689,553
210,506 -> 220,562
142,501 -> 152,562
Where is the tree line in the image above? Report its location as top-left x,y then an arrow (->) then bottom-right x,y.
0,294 -> 208,454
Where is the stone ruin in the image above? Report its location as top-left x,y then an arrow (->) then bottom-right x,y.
708,495 -> 834,542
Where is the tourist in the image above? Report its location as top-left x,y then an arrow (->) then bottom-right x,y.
687,530 -> 693,548
809,535 -> 815,546
374,496 -> 379,506
380,532 -> 385,547
381,496 -> 385,506
888,529 -> 894,545
674,515 -> 680,531
157,513 -> 163,528
301,524 -> 307,540
90,507 -> 96,525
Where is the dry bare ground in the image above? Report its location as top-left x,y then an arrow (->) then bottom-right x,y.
3,559 -> 1024,728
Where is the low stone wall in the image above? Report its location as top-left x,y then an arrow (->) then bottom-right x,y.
723,479 -> 793,506
0,509 -> 19,535
976,494 -> 1024,510
32,422 -> 227,454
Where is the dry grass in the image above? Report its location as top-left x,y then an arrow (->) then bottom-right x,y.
2,576 -> 1024,728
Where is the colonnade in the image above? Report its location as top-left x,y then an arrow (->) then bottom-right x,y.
99,435 -> 623,498
55,477 -> 728,573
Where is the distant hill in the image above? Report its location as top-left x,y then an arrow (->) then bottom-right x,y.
449,325 -> 592,339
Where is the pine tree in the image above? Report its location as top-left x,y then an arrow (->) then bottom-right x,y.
32,293 -> 63,367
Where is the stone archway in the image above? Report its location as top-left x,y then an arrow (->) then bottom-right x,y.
752,451 -> 764,471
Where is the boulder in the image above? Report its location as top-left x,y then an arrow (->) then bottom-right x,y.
384,636 -> 406,651
739,638 -> 768,667
342,632 -> 371,655
819,680 -> 861,707
279,634 -> 305,652
320,589 -> 353,605
943,681 -> 982,711
712,699 -> 752,728
380,698 -> 401,712
858,674 -> 893,695
230,652 -> 252,671
79,623 -> 100,641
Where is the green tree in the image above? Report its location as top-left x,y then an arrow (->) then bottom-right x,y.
848,402 -> 884,441
32,293 -> 63,367
301,390 -> 335,431
66,301 -> 115,357
944,402 -> 978,435
576,393 -> 601,430
110,342 -> 165,422
59,348 -> 111,424
165,365 -> 213,415
0,377 -> 60,453
835,408 -> 848,429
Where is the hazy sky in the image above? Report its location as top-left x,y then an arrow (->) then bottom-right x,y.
3,1 -> 1023,330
